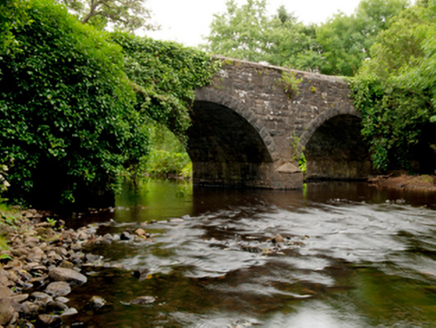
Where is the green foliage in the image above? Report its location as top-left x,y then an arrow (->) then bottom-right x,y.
144,124 -> 191,178
0,164 -> 9,195
110,32 -> 220,142
299,153 -> 307,175
203,0 -> 269,62
61,0 -> 156,32
0,0 -> 218,207
0,0 -> 147,206
316,0 -> 409,76
0,0 -> 31,54
203,1 -> 322,71
350,0 -> 436,171
279,71 -> 302,99
264,7 -> 323,71
203,0 -> 408,74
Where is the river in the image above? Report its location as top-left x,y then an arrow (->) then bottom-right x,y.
65,179 -> 436,327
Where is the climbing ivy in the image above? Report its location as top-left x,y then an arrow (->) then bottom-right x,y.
110,32 -> 220,142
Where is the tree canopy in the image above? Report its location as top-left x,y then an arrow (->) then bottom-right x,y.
350,0 -> 436,171
203,0 -> 410,75
61,0 -> 156,32
316,0 -> 410,76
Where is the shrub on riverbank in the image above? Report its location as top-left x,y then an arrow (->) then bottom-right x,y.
0,0 -> 147,208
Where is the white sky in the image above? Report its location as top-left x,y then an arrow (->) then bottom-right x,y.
144,0 -> 362,47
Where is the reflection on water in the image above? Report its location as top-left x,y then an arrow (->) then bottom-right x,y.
66,179 -> 436,327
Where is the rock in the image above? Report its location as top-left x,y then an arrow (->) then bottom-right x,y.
45,281 -> 71,297
131,296 -> 155,305
120,231 -> 133,241
71,243 -> 82,251
55,247 -> 68,257
46,301 -> 68,314
89,296 -> 106,310
135,228 -> 146,236
54,296 -> 69,304
47,251 -> 63,262
133,269 -> 150,282
49,268 -> 87,285
0,286 -> 12,298
77,231 -> 89,240
0,298 -> 14,325
102,234 -> 113,243
30,292 -> 53,304
37,314 -> 62,327
11,247 -> 28,257
11,293 -> 29,303
85,253 -> 100,262
59,261 -> 75,269
170,218 -> 184,223
271,234 -> 285,244
61,307 -> 78,316
21,301 -> 41,318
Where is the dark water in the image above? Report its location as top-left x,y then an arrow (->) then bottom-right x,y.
66,179 -> 436,327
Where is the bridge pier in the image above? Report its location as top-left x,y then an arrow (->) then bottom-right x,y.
192,161 -> 303,189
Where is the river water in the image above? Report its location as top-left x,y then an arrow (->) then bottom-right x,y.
66,179 -> 436,327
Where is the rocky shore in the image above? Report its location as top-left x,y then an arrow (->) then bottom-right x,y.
368,174 -> 436,192
0,208 -> 149,327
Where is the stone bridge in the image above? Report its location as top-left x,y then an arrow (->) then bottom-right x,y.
187,57 -> 373,189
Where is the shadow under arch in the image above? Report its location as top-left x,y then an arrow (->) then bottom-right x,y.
299,107 -> 374,180
188,88 -> 282,188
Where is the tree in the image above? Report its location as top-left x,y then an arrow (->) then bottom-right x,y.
61,0 -> 155,32
350,0 -> 436,171
203,0 -> 269,62
317,0 -> 410,76
203,1 -> 322,71
0,0 -> 146,207
264,6 -> 323,71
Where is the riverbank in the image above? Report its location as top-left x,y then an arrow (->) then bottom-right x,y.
0,206 -> 150,327
368,174 -> 436,192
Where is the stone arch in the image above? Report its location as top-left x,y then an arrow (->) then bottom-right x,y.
193,88 -> 280,162
298,107 -> 373,180
187,88 -> 280,188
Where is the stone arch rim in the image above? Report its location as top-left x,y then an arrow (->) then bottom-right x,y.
298,106 -> 362,151
194,87 -> 280,163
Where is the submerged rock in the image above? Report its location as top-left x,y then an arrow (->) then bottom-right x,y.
37,314 -> 62,327
271,234 -> 285,244
89,296 -> 106,310
130,296 -> 155,305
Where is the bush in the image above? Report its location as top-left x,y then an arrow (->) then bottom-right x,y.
0,0 -> 149,207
